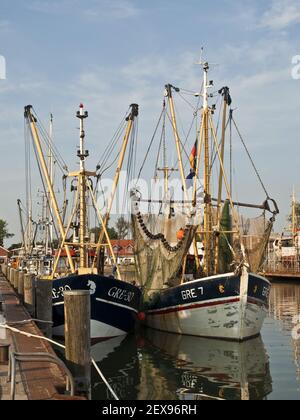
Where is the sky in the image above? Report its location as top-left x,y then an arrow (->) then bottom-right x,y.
0,0 -> 300,245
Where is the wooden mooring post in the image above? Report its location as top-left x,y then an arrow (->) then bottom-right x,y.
14,270 -> 19,290
9,268 -> 14,285
0,344 -> 9,364
64,290 -> 91,397
18,272 -> 25,303
35,278 -> 53,338
24,274 -> 35,317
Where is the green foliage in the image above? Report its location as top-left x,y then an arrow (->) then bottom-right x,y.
8,243 -> 22,251
90,226 -> 118,242
0,219 -> 14,247
288,202 -> 300,226
116,216 -> 130,240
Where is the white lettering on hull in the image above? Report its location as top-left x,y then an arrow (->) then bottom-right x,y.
108,287 -> 135,303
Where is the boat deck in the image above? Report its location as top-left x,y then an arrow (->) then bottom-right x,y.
265,272 -> 300,281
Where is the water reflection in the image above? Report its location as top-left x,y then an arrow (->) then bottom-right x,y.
142,330 -> 272,401
269,283 -> 300,333
92,335 -> 140,400
91,331 -> 272,401
266,283 -> 300,389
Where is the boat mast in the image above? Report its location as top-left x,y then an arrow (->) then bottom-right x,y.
47,113 -> 54,253
17,199 -> 26,253
156,100 -> 178,199
214,88 -> 230,273
94,104 -> 139,271
165,85 -> 188,196
202,62 -> 213,276
76,104 -> 89,269
24,105 -> 75,273
28,189 -> 33,255
292,187 -> 297,247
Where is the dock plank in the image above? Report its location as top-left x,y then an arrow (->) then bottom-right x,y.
0,275 -> 68,400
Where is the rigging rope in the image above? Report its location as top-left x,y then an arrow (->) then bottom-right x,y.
137,105 -> 165,182
31,107 -> 69,174
31,135 -> 60,242
96,108 -> 129,171
231,116 -> 270,199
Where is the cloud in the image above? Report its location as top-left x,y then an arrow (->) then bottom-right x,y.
0,26 -> 298,236
28,0 -> 140,20
84,0 -> 139,19
0,20 -> 11,30
260,0 -> 300,30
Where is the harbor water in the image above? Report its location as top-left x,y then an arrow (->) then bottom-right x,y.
91,282 -> 300,401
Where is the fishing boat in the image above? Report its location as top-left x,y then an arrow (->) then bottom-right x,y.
24,103 -> 142,339
132,58 -> 279,341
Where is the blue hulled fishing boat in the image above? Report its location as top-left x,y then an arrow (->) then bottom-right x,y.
24,103 -> 142,339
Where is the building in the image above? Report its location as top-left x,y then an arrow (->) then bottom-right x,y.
106,240 -> 135,265
0,246 -> 9,264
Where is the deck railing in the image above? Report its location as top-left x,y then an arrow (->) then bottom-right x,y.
264,253 -> 300,274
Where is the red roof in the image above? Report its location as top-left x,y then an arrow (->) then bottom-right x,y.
0,246 -> 8,257
108,240 -> 134,257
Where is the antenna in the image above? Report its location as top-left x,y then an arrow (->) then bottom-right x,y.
199,47 -> 204,65
196,48 -> 219,69
195,49 -> 219,107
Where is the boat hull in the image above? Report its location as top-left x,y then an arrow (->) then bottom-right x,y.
52,274 -> 142,340
144,272 -> 271,341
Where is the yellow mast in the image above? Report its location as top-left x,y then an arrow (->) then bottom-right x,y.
292,187 -> 297,247
94,104 -> 139,271
24,105 -> 76,273
165,84 -> 188,195
195,62 -> 238,277
214,88 -> 229,273
165,84 -> 201,276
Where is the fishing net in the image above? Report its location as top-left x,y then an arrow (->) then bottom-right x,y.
233,212 -> 274,273
131,193 -> 200,295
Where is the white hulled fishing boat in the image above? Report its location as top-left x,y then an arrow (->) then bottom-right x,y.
132,57 -> 279,341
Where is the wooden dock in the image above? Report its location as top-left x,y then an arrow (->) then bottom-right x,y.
265,272 -> 300,281
0,272 -> 81,400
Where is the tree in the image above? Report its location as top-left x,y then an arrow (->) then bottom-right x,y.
116,217 -> 130,240
9,243 -> 22,251
288,202 -> 300,228
0,219 -> 14,247
90,226 -> 118,242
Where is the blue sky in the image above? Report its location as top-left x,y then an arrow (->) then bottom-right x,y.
0,0 -> 300,244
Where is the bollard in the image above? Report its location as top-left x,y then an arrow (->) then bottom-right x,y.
18,272 -> 25,302
0,345 -> 9,364
9,269 -> 14,285
64,290 -> 91,397
24,274 -> 35,317
36,278 -> 53,338
14,270 -> 19,290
